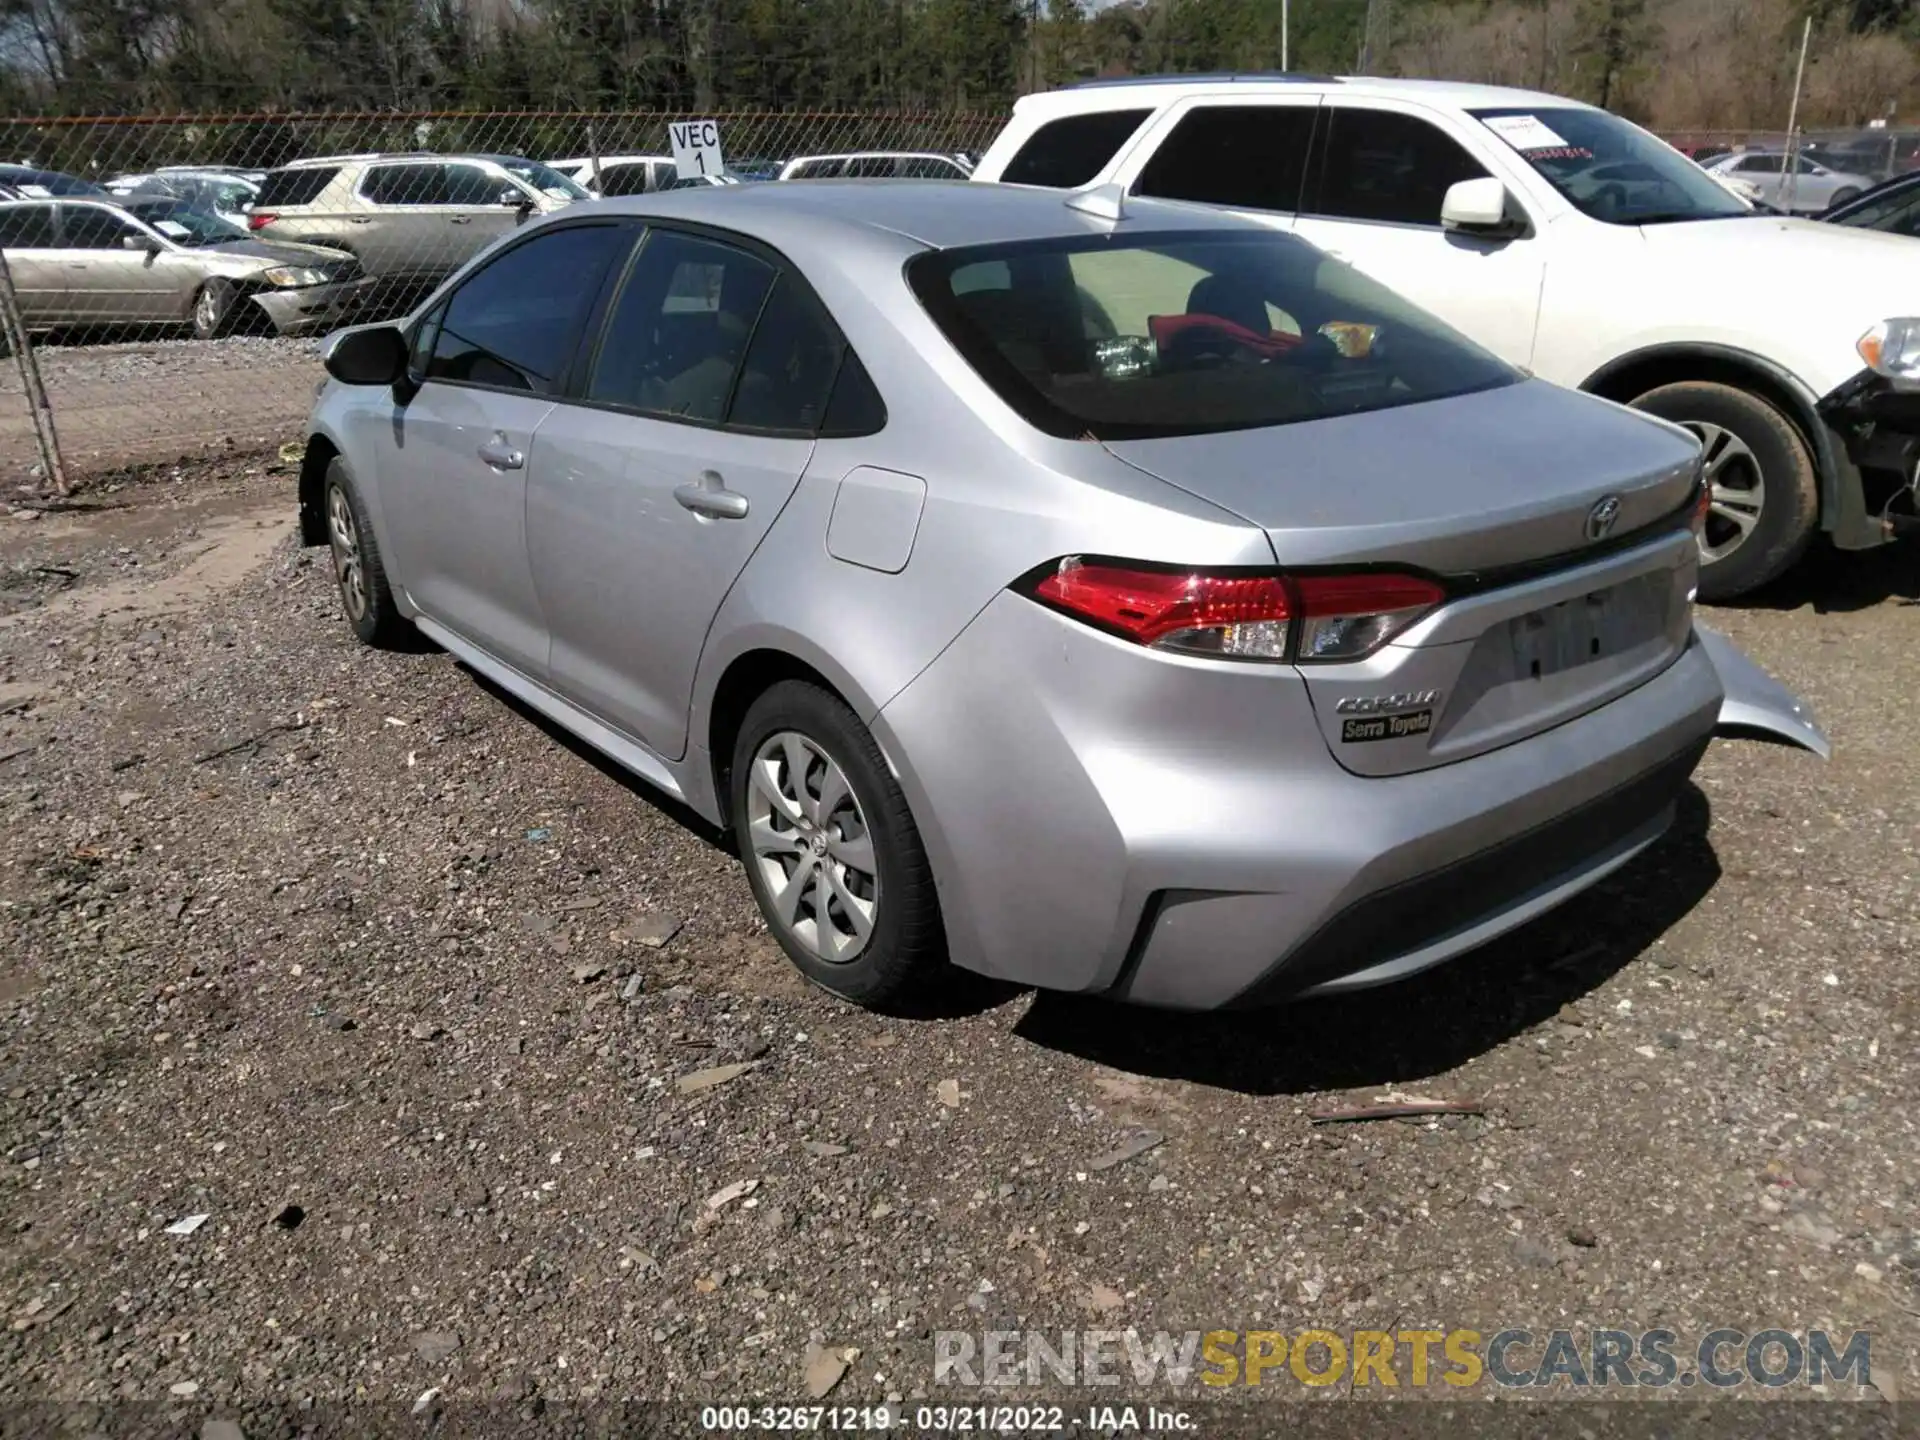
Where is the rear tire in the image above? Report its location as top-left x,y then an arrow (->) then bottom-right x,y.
323,458 -> 407,647
730,681 -> 946,1010
1630,380 -> 1819,600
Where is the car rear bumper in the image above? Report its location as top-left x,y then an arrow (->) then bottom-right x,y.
250,276 -> 376,335
872,590 -> 1723,1011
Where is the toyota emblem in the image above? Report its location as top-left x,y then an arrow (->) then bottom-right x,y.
1585,495 -> 1622,542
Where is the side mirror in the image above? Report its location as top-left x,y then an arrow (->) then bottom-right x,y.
322,323 -> 408,386
1441,177 -> 1521,236
120,234 -> 160,254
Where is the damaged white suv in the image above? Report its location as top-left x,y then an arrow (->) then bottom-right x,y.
973,76 -> 1920,598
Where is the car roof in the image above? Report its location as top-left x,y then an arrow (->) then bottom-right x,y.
583,177 -> 1281,253
1031,73 -> 1594,113
555,154 -> 667,166
789,151 -> 965,162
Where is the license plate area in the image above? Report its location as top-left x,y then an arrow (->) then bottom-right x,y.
1508,580 -> 1657,682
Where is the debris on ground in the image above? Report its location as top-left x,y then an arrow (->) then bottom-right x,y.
1089,1129 -> 1164,1171
676,1061 -> 758,1094
705,1178 -> 760,1211
1308,1095 -> 1486,1124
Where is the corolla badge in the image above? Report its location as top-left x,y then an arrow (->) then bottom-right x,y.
1336,690 -> 1440,715
1585,494 -> 1623,542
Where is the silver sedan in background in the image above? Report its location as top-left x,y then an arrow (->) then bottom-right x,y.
298,182 -> 1826,1012
0,196 -> 369,337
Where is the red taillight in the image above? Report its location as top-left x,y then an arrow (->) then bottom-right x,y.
1034,562 -> 1294,656
247,211 -> 277,231
1028,559 -> 1444,663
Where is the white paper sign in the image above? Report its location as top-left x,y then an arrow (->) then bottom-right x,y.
1481,114 -> 1571,152
155,220 -> 190,238
669,120 -> 726,181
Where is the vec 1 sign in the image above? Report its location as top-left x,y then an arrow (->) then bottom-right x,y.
669,120 -> 725,180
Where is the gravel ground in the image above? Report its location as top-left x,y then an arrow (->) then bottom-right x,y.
0,459 -> 1916,1430
0,338 -> 318,482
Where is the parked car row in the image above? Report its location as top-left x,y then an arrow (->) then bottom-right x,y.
7,92 -> 1920,606
0,193 -> 369,340
0,146 -> 984,341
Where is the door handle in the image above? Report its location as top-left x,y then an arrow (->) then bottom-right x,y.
674,472 -> 749,521
449,216 -> 472,225
477,434 -> 524,469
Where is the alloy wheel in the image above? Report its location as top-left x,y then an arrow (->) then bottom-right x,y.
745,730 -> 879,964
326,482 -> 367,622
195,286 -> 221,334
1681,420 -> 1766,565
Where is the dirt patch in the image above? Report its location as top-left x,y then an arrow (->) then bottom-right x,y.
0,466 -> 1914,1411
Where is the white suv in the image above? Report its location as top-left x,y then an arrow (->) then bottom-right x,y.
973,76 -> 1920,597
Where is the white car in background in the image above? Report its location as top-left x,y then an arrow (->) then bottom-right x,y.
777,151 -> 975,180
551,154 -> 675,197
1703,149 -> 1872,214
973,76 -> 1920,598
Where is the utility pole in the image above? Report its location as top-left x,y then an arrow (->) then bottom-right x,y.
1281,0 -> 1289,70
1782,14 -> 1811,214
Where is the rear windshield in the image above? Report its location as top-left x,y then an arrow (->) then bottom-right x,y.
908,229 -> 1517,440
256,166 -> 339,206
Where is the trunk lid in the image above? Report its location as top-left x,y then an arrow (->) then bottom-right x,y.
1100,377 -> 1700,574
1103,378 -> 1703,777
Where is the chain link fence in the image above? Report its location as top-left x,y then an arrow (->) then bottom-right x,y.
0,108 -> 1006,489
4,107 -> 1914,492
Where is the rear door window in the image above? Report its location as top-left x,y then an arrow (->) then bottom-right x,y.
1306,108 -> 1489,227
443,163 -> 507,206
727,273 -> 846,433
598,163 -> 654,197
1134,105 -> 1318,214
587,231 -> 776,423
0,205 -> 56,248
363,164 -> 446,206
256,166 -> 339,207
1001,109 -> 1153,188
425,222 -> 634,393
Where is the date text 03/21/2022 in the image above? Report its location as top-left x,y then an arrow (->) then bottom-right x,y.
698,1404 -> 1191,1432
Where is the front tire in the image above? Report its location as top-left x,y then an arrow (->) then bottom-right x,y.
1630,380 -> 1819,600
730,681 -> 946,1009
191,278 -> 236,340
1827,187 -> 1862,208
323,458 -> 406,647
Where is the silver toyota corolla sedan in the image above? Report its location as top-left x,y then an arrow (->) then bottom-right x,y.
298,181 -> 1827,1011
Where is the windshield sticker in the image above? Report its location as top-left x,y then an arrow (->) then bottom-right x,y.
1482,114 -> 1571,152
154,220 -> 191,238
18,184 -> 49,197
